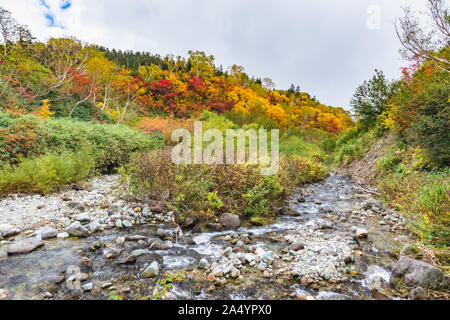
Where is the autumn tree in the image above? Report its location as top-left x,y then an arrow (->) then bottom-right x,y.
396,0 -> 450,72
187,50 -> 215,79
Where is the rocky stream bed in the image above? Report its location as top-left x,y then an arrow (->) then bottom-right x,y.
0,173 -> 448,300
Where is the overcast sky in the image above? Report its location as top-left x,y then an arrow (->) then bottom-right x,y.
0,0 -> 429,110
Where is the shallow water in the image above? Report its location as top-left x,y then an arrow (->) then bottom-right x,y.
0,173 -> 412,300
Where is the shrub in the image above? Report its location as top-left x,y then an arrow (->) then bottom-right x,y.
0,150 -> 94,195
378,170 -> 450,247
0,113 -> 165,173
121,149 -> 327,221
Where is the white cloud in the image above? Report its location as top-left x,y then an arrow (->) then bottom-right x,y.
0,0 -> 430,109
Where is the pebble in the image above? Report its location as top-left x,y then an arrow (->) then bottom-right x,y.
142,261 -> 159,278
82,283 -> 93,292
0,289 -> 9,300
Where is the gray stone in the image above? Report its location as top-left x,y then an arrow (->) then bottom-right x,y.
88,220 -> 102,233
289,240 -> 305,251
115,219 -> 123,229
66,221 -> 88,237
57,232 -> 69,239
116,236 -> 125,245
75,212 -> 91,223
6,236 -> 44,255
149,238 -> 170,250
37,226 -> 58,240
0,289 -> 9,300
219,213 -> 240,230
389,256 -> 449,290
122,220 -> 132,228
142,261 -> 159,278
81,283 -> 93,291
131,249 -> 147,257
355,228 -> 368,239
0,224 -> 20,237
199,258 -> 210,269
410,287 -> 428,300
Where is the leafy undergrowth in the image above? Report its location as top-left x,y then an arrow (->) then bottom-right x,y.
121,148 -> 327,222
0,150 -> 93,195
0,113 -> 164,195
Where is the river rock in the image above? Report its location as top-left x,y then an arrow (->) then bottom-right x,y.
149,238 -> 170,250
0,224 -> 20,237
131,249 -> 147,257
142,261 -> 159,278
199,258 -> 210,269
57,232 -> 69,239
82,283 -> 93,292
389,256 -> 449,290
0,289 -> 9,300
37,226 -> 58,240
6,236 -> 44,255
289,240 -> 305,251
122,220 -> 132,228
219,213 -> 240,230
66,221 -> 88,237
355,228 -> 368,239
410,286 -> 428,300
88,220 -> 102,233
75,212 -> 91,223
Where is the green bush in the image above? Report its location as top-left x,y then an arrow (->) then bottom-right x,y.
0,150 -> 94,195
121,148 -> 327,221
0,113 -> 165,173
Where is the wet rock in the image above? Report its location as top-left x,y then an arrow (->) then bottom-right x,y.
131,249 -> 147,257
57,232 -> 69,239
66,221 -> 88,237
389,256 -> 449,290
367,276 -> 389,291
156,228 -> 170,239
119,254 -> 137,264
297,197 -> 306,203
362,199 -> 384,211
6,236 -> 44,255
219,213 -> 240,230
199,258 -> 210,269
82,283 -> 93,292
280,207 -> 300,216
178,235 -> 195,245
116,236 -> 125,245
125,235 -> 147,241
88,220 -> 102,233
37,226 -> 58,240
149,238 -> 170,250
289,240 -> 305,251
0,224 -> 20,237
122,220 -> 133,228
410,287 -> 428,300
142,261 -> 159,278
0,289 -> 9,300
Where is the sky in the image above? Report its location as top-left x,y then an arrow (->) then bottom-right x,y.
0,0 -> 430,110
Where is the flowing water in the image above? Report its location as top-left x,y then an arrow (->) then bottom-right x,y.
0,173 -> 413,300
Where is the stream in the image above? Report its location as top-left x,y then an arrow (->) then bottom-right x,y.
0,173 -> 414,300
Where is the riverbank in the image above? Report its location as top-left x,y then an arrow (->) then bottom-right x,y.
1,173 -> 448,300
